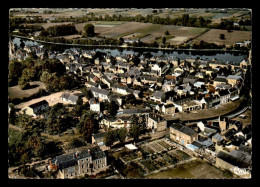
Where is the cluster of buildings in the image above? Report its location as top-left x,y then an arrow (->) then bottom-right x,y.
12,43 -> 251,178
168,116 -> 251,176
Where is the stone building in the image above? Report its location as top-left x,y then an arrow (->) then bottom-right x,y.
169,123 -> 198,146
147,114 -> 167,132
50,146 -> 107,179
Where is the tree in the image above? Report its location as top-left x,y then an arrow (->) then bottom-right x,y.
108,100 -> 119,116
83,24 -> 95,37
162,36 -> 166,45
68,138 -> 86,149
18,76 -> 30,90
119,37 -> 124,44
26,134 -> 46,158
39,30 -> 49,37
82,88 -> 93,100
20,40 -> 25,49
129,115 -> 141,143
76,112 -> 99,142
116,127 -> 128,144
104,129 -> 117,148
9,61 -> 24,86
76,97 -> 83,106
219,34 -> 225,40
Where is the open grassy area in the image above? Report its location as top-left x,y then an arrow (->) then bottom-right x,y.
8,81 -> 46,100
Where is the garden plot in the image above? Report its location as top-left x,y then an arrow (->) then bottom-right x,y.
140,138 -> 176,155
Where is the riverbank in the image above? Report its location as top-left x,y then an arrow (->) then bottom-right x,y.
11,34 -> 248,53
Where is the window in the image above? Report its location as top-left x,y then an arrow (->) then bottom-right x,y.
82,165 -> 84,169
66,175 -> 68,178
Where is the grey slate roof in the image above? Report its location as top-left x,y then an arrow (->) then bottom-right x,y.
212,133 -> 224,142
90,87 -> 111,96
170,123 -> 197,136
68,94 -> 79,103
29,100 -> 48,109
152,91 -> 166,99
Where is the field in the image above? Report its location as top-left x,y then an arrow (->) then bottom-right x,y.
193,29 -> 251,46
146,160 -> 235,179
12,8 -> 251,46
12,8 -> 251,23
74,21 -> 209,45
8,81 -> 46,100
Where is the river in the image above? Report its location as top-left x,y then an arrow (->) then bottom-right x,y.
12,37 -> 248,64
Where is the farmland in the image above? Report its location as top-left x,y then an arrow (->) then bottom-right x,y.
74,21 -> 209,45
193,29 -> 251,46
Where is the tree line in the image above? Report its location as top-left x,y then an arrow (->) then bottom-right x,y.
9,56 -> 80,92
44,24 -> 78,37
50,13 -> 251,31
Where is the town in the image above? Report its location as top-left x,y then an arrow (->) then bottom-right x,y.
8,8 -> 252,179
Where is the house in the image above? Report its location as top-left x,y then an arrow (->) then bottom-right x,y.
147,114 -> 167,132
213,76 -> 227,87
169,123 -> 198,146
121,108 -> 151,116
85,81 -> 98,88
223,128 -> 237,141
203,95 -> 220,109
228,120 -> 243,131
174,83 -> 192,96
100,115 -> 117,129
226,75 -> 243,86
161,104 -> 175,115
169,95 -> 194,112
218,116 -> 229,133
61,93 -> 79,105
218,90 -> 230,104
21,100 -> 49,116
212,133 -> 224,145
50,147 -> 107,179
228,87 -> 240,101
101,74 -> 113,89
215,84 -> 231,90
209,61 -> 228,69
169,56 -> 180,67
111,84 -> 129,95
162,80 -> 175,92
133,90 -> 141,99
151,91 -> 166,103
181,100 -> 201,112
155,104 -> 164,113
92,132 -> 105,146
90,87 -> 111,101
89,98 -> 100,113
